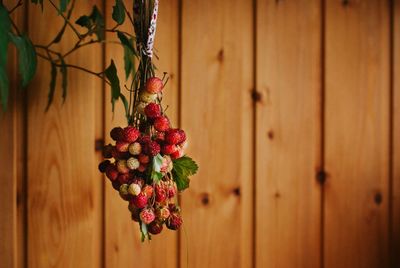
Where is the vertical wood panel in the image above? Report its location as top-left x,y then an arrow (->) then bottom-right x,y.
324,1 -> 390,267
27,1 -> 103,267
255,0 -> 322,267
392,0 -> 400,266
180,0 -> 254,267
0,2 -> 26,267
104,1 -> 178,267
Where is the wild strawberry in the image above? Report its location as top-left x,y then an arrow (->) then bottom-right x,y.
135,102 -> 147,115
118,173 -> 131,184
102,144 -> 113,158
145,141 -> 161,156
137,164 -> 147,173
144,103 -> 161,119
106,165 -> 119,181
110,127 -> 124,141
117,160 -> 130,174
98,160 -> 111,173
131,192 -> 148,209
155,188 -> 167,203
155,132 -> 165,142
139,90 -> 158,103
123,126 -> 140,143
161,144 -> 177,155
146,77 -> 163,94
128,183 -> 141,196
142,185 -> 154,197
156,207 -> 170,221
112,147 -> 129,159
170,149 -> 184,160
154,116 -> 170,132
131,177 -> 145,187
140,208 -> 156,224
127,157 -> 140,170
177,129 -> 186,144
116,141 -> 130,152
165,129 -> 181,145
128,142 -> 142,155
148,221 -> 163,234
138,154 -> 150,164
167,184 -> 177,198
166,212 -> 183,230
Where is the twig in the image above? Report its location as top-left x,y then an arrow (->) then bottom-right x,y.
48,0 -> 81,39
8,0 -> 23,14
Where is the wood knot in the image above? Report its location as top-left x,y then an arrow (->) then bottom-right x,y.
251,89 -> 262,103
232,187 -> 241,196
267,130 -> 274,140
200,193 -> 210,205
217,49 -> 224,62
95,139 -> 104,151
274,191 -> 281,198
374,192 -> 382,205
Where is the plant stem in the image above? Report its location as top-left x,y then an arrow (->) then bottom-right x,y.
8,0 -> 22,14
48,0 -> 81,39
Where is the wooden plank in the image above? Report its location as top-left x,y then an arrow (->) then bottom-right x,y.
255,0 -> 321,267
104,1 -> 178,267
0,2 -> 26,267
180,0 -> 253,267
27,1 -> 103,267
324,0 -> 390,267
392,0 -> 400,266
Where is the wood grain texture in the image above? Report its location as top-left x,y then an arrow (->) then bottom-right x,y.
27,1 -> 103,267
255,0 -> 322,267
324,0 -> 390,267
392,0 -> 400,266
180,0 -> 254,267
0,2 -> 26,267
104,1 -> 178,267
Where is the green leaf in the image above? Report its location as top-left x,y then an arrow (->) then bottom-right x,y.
75,15 -> 91,28
59,0 -> 70,13
117,31 -> 136,55
151,154 -> 164,182
46,62 -> 57,111
104,60 -> 120,112
75,6 -> 104,41
9,34 -> 37,87
0,4 -> 11,111
119,93 -> 129,122
118,33 -> 136,80
112,0 -> 125,25
140,222 -> 151,242
60,57 -> 67,102
172,156 -> 199,191
31,0 -> 44,10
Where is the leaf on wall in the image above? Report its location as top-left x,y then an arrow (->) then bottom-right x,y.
112,0 -> 125,25
104,60 -> 121,112
59,0 -> 71,13
0,3 -> 11,110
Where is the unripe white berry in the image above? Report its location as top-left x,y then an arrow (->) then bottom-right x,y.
128,183 -> 141,196
129,142 -> 142,155
136,102 -> 148,115
117,160 -> 129,174
127,157 -> 140,170
119,184 -> 129,196
139,91 -> 158,103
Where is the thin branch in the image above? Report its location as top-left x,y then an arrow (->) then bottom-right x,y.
48,0 -> 81,39
124,5 -> 135,25
8,0 -> 23,14
106,29 -> 134,38
47,0 -> 76,47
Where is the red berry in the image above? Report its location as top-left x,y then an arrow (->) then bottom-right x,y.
116,141 -> 130,152
155,186 -> 167,203
155,132 -> 165,142
148,221 -> 163,234
154,116 -> 170,132
111,147 -> 129,159
161,144 -> 177,155
123,126 -> 140,143
140,208 -> 156,224
131,177 -> 145,187
143,140 -> 161,156
137,164 -> 147,173
138,154 -> 150,164
98,160 -> 111,173
165,129 -> 181,145
144,103 -> 161,119
177,129 -> 186,144
167,184 -> 177,198
138,135 -> 151,145
110,127 -> 124,141
146,77 -> 163,94
118,173 -> 131,184
105,165 -> 119,181
170,149 -> 184,160
167,212 -> 183,230
131,192 -> 148,209
142,185 -> 154,198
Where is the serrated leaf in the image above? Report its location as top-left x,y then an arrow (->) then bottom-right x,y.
112,0 -> 125,25
0,4 -> 11,111
46,62 -> 57,111
9,33 -> 37,87
104,60 -> 120,112
172,156 -> 199,191
60,57 -> 67,102
59,0 -> 70,13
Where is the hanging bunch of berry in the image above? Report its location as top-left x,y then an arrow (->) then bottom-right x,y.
98,0 -> 198,241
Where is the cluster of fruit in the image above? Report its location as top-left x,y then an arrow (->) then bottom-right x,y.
98,77 -> 197,240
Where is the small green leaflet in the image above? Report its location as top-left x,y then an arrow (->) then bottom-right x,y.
112,0 -> 125,25
75,6 -> 105,41
59,0 -> 71,13
9,33 -> 37,87
104,60 -> 120,112
46,62 -> 57,111
151,154 -> 164,182
116,32 -> 136,80
172,156 -> 199,191
0,3 -> 11,110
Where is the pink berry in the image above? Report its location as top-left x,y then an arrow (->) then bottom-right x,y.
144,103 -> 161,119
140,208 -> 156,224
123,126 -> 140,143
131,192 -> 148,209
154,116 -> 170,132
146,77 -> 163,94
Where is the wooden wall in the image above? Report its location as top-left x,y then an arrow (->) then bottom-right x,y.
1,0 -> 399,267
